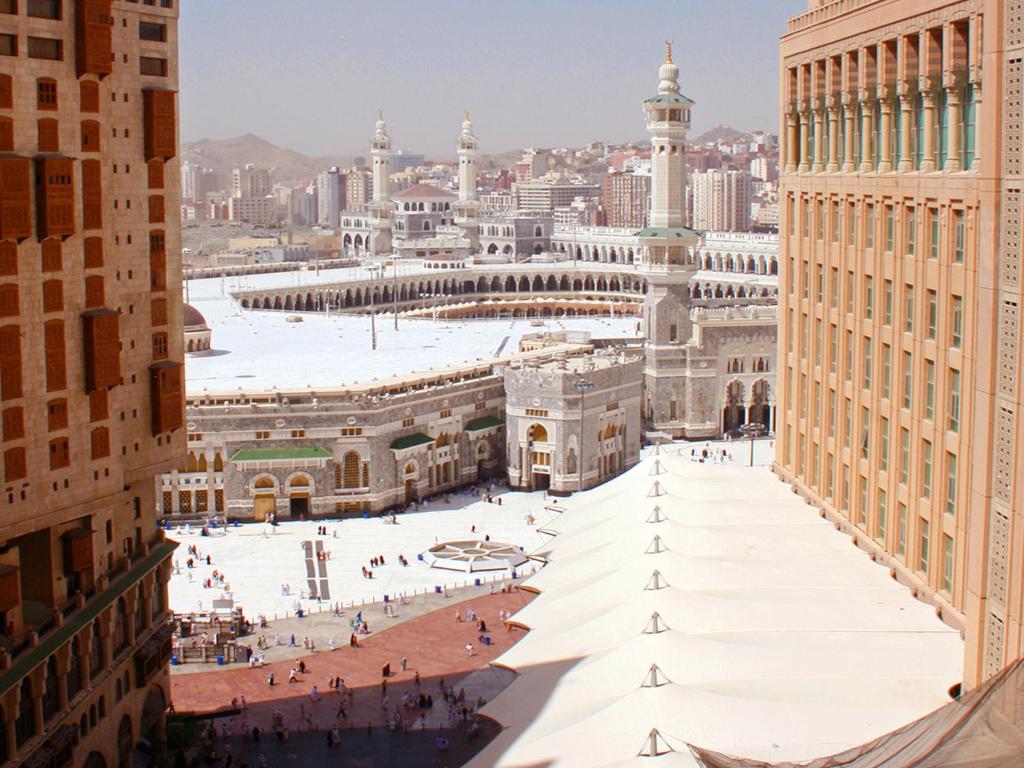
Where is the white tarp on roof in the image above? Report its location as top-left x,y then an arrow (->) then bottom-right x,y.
470,447 -> 963,768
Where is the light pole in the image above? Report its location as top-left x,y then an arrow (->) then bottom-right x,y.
574,377 -> 595,492
366,264 -> 384,350
740,421 -> 765,467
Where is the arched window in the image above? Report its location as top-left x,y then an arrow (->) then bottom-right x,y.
42,656 -> 60,722
113,598 -> 130,655
152,567 -> 166,620
135,583 -> 147,631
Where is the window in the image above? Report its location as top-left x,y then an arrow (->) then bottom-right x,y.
81,120 -> 101,152
937,534 -> 956,600
883,280 -> 893,325
49,436 -> 69,469
919,518 -> 930,574
290,429 -> 304,438
848,202 -> 857,247
899,427 -> 910,485
921,439 -> 933,498
953,210 -> 965,263
44,319 -> 65,391
860,407 -> 870,459
877,489 -> 888,542
951,295 -> 963,348
255,431 -> 270,440
401,417 -> 414,428
864,275 -> 873,320
139,21 -> 167,41
829,325 -> 837,373
880,417 -> 889,470
884,205 -> 894,251
846,271 -> 854,314
948,368 -> 961,433
0,34 -> 15,57
80,81 -> 100,113
865,204 -> 875,249
37,78 -> 58,110
140,56 -> 168,77
904,286 -> 914,333
831,203 -> 840,243
0,1 -> 14,14
863,339 -> 872,389
902,351 -> 913,410
905,206 -> 916,254
897,503 -> 908,556
945,452 -> 958,517
926,289 -> 937,339
27,36 -> 62,60
924,360 -> 935,420
152,332 -> 168,360
881,343 -> 891,399
27,0 -> 60,19
929,208 -> 940,259
830,268 -> 838,308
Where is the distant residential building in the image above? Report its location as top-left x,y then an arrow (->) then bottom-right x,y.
480,191 -> 515,213
345,169 -> 371,212
317,167 -> 344,227
289,184 -> 319,227
392,150 -> 426,173
749,156 -> 777,182
515,182 -> 601,212
197,167 -> 220,200
603,169 -> 650,229
181,159 -> 197,202
690,168 -> 752,232
232,164 -> 271,199
228,195 -> 278,227
515,149 -> 549,184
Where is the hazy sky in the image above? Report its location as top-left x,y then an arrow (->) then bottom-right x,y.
180,0 -> 806,158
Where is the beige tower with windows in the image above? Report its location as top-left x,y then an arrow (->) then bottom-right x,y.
778,0 -> 1022,689
0,1 -> 183,764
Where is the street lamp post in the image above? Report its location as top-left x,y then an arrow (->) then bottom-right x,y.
740,421 -> 765,467
366,264 -> 384,350
574,377 -> 596,492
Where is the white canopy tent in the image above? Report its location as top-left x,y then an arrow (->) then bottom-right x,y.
469,447 -> 963,767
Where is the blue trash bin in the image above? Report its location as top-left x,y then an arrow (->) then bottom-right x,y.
362,511 -> 370,519
217,655 -> 224,666
474,578 -> 481,587
383,594 -> 389,603
511,570 -> 518,579
434,585 -> 442,594
170,655 -> 178,665
417,553 -> 424,561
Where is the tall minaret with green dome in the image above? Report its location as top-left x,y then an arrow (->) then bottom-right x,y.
638,43 -> 701,436
368,112 -> 395,256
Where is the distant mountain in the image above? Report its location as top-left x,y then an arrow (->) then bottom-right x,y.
181,134 -> 356,184
692,125 -> 748,145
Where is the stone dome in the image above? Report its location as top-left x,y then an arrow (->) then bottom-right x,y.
183,303 -> 208,329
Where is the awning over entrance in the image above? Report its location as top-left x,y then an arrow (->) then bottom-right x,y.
465,415 -> 503,432
389,433 -> 434,451
230,447 -> 332,462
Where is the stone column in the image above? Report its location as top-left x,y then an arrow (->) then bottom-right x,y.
842,92 -> 856,172
798,103 -> 810,173
944,83 -> 962,172
785,109 -> 799,173
812,98 -> 825,172
859,91 -> 874,173
878,88 -> 893,172
898,86 -> 914,172
920,85 -> 937,172
826,96 -> 840,172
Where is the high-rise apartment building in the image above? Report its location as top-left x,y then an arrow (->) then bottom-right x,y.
344,168 -> 370,212
316,167 -> 343,228
180,159 -> 195,203
603,168 -> 650,228
0,1 -> 182,765
777,0 -> 1020,689
690,168 -> 752,231
231,163 -> 269,199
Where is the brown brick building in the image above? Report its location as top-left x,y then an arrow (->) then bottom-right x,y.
0,1 -> 182,765
778,0 -> 1023,690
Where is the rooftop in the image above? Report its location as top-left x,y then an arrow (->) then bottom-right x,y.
392,182 -> 458,200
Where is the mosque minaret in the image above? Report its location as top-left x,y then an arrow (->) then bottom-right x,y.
454,111 -> 481,251
368,111 -> 395,255
638,43 -> 701,434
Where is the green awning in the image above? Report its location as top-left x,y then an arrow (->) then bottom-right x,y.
389,433 -> 434,451
465,415 -> 504,432
230,447 -> 332,462
636,226 -> 700,238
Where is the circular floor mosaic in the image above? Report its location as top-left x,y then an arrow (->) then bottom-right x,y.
425,539 -> 528,573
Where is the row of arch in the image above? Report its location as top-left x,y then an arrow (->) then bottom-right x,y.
552,242 -> 637,264
237,272 -> 650,313
691,283 -> 779,300
697,252 -> 779,275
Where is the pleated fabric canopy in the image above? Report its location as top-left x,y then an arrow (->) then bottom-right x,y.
468,447 -> 964,768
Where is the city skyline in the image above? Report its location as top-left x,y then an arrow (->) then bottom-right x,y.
179,0 -> 803,158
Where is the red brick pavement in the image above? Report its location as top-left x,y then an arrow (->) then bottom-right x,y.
170,589 -> 533,734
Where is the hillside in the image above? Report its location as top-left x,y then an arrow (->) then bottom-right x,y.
181,134 -> 356,184
692,124 -> 747,145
